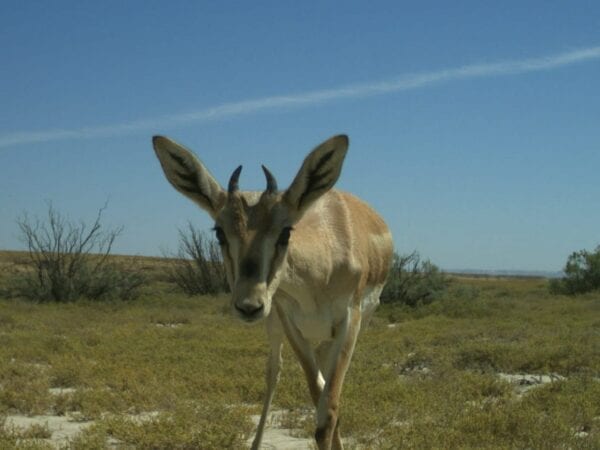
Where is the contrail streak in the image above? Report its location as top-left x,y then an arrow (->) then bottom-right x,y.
1,45 -> 599,148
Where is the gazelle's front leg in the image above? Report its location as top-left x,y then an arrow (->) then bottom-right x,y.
315,306 -> 362,450
274,303 -> 324,405
251,313 -> 283,450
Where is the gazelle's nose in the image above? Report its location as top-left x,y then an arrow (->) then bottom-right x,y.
234,299 -> 264,321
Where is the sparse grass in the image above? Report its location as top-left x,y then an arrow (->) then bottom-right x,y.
0,251 -> 598,448
342,275 -> 600,448
0,417 -> 53,449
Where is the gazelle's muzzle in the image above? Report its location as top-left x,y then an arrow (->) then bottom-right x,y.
234,298 -> 265,321
232,281 -> 270,322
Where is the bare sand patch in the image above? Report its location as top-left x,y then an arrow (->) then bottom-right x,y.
248,410 -> 313,449
497,372 -> 566,395
4,414 -> 93,447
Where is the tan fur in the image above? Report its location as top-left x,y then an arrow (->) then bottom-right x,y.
152,135 -> 393,450
284,190 -> 392,294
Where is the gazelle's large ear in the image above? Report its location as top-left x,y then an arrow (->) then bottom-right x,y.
152,136 -> 226,218
284,135 -> 349,216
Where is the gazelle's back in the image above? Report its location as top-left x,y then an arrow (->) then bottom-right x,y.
284,189 -> 393,300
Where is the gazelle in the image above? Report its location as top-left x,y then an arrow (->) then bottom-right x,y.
152,134 -> 393,450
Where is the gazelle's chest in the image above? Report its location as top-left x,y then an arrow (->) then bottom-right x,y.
274,289 -> 349,344
292,308 -> 334,343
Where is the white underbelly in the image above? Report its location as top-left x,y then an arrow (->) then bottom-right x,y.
276,288 -> 382,344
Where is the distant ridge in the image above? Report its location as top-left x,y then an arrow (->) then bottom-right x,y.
445,269 -> 563,279
0,249 -> 564,279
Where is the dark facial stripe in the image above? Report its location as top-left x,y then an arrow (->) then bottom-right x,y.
266,246 -> 282,285
240,258 -> 259,279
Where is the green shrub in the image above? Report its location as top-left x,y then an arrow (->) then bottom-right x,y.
14,203 -> 144,302
381,251 -> 448,306
549,245 -> 600,295
167,223 -> 228,296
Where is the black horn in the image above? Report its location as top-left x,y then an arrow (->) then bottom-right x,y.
228,165 -> 243,194
261,165 -> 278,194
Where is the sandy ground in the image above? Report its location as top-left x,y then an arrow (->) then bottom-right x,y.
3,372 -> 568,448
4,414 -> 93,447
248,410 -> 313,449
4,409 -> 313,449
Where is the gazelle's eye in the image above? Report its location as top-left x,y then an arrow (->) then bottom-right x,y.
276,227 -> 293,247
213,226 -> 227,246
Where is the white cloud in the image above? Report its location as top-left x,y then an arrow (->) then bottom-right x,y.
2,45 -> 599,148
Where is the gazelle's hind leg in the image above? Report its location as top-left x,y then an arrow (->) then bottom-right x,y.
316,342 -> 343,450
360,284 -> 383,325
315,306 -> 362,450
251,312 -> 284,450
276,309 -> 338,446
311,285 -> 381,449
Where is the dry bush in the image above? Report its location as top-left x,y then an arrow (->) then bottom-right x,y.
381,251 -> 449,307
14,203 -> 144,302
166,223 -> 228,296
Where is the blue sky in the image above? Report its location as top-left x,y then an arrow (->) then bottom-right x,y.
1,1 -> 599,272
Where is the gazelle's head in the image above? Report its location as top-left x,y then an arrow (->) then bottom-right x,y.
153,135 -> 348,322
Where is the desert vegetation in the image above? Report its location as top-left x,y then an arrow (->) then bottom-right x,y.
380,251 -> 449,307
164,223 -> 228,296
550,245 -> 600,295
12,204 -> 144,303
0,210 -> 598,448
0,248 -> 598,448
